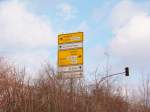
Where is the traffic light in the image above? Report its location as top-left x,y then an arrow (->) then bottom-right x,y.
125,67 -> 129,76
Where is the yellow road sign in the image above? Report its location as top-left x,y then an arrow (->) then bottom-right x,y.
58,32 -> 83,44
58,48 -> 83,66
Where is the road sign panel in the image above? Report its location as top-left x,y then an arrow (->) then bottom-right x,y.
57,32 -> 84,79
58,71 -> 83,79
58,42 -> 83,50
58,48 -> 83,66
58,65 -> 83,72
58,32 -> 83,44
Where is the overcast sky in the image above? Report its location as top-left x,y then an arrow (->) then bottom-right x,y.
0,0 -> 150,86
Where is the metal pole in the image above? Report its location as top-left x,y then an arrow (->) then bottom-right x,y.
98,72 -> 125,85
70,78 -> 74,111
104,52 -> 110,88
70,78 -> 73,95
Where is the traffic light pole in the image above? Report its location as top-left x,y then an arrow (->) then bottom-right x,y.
98,67 -> 129,84
98,72 -> 125,84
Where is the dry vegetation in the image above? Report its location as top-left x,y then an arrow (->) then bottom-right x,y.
0,58 -> 150,112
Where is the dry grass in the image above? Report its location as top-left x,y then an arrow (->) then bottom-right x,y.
0,58 -> 150,112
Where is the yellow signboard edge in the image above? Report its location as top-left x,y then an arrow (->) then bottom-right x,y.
58,32 -> 84,44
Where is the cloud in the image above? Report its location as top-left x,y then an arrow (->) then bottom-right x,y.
110,0 -> 147,32
0,1 -> 56,72
7,51 -> 51,72
92,1 -> 112,21
56,3 -> 77,21
0,1 -> 55,50
110,0 -> 150,69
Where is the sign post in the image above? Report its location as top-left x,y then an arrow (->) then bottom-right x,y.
57,32 -> 84,111
57,32 -> 84,79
